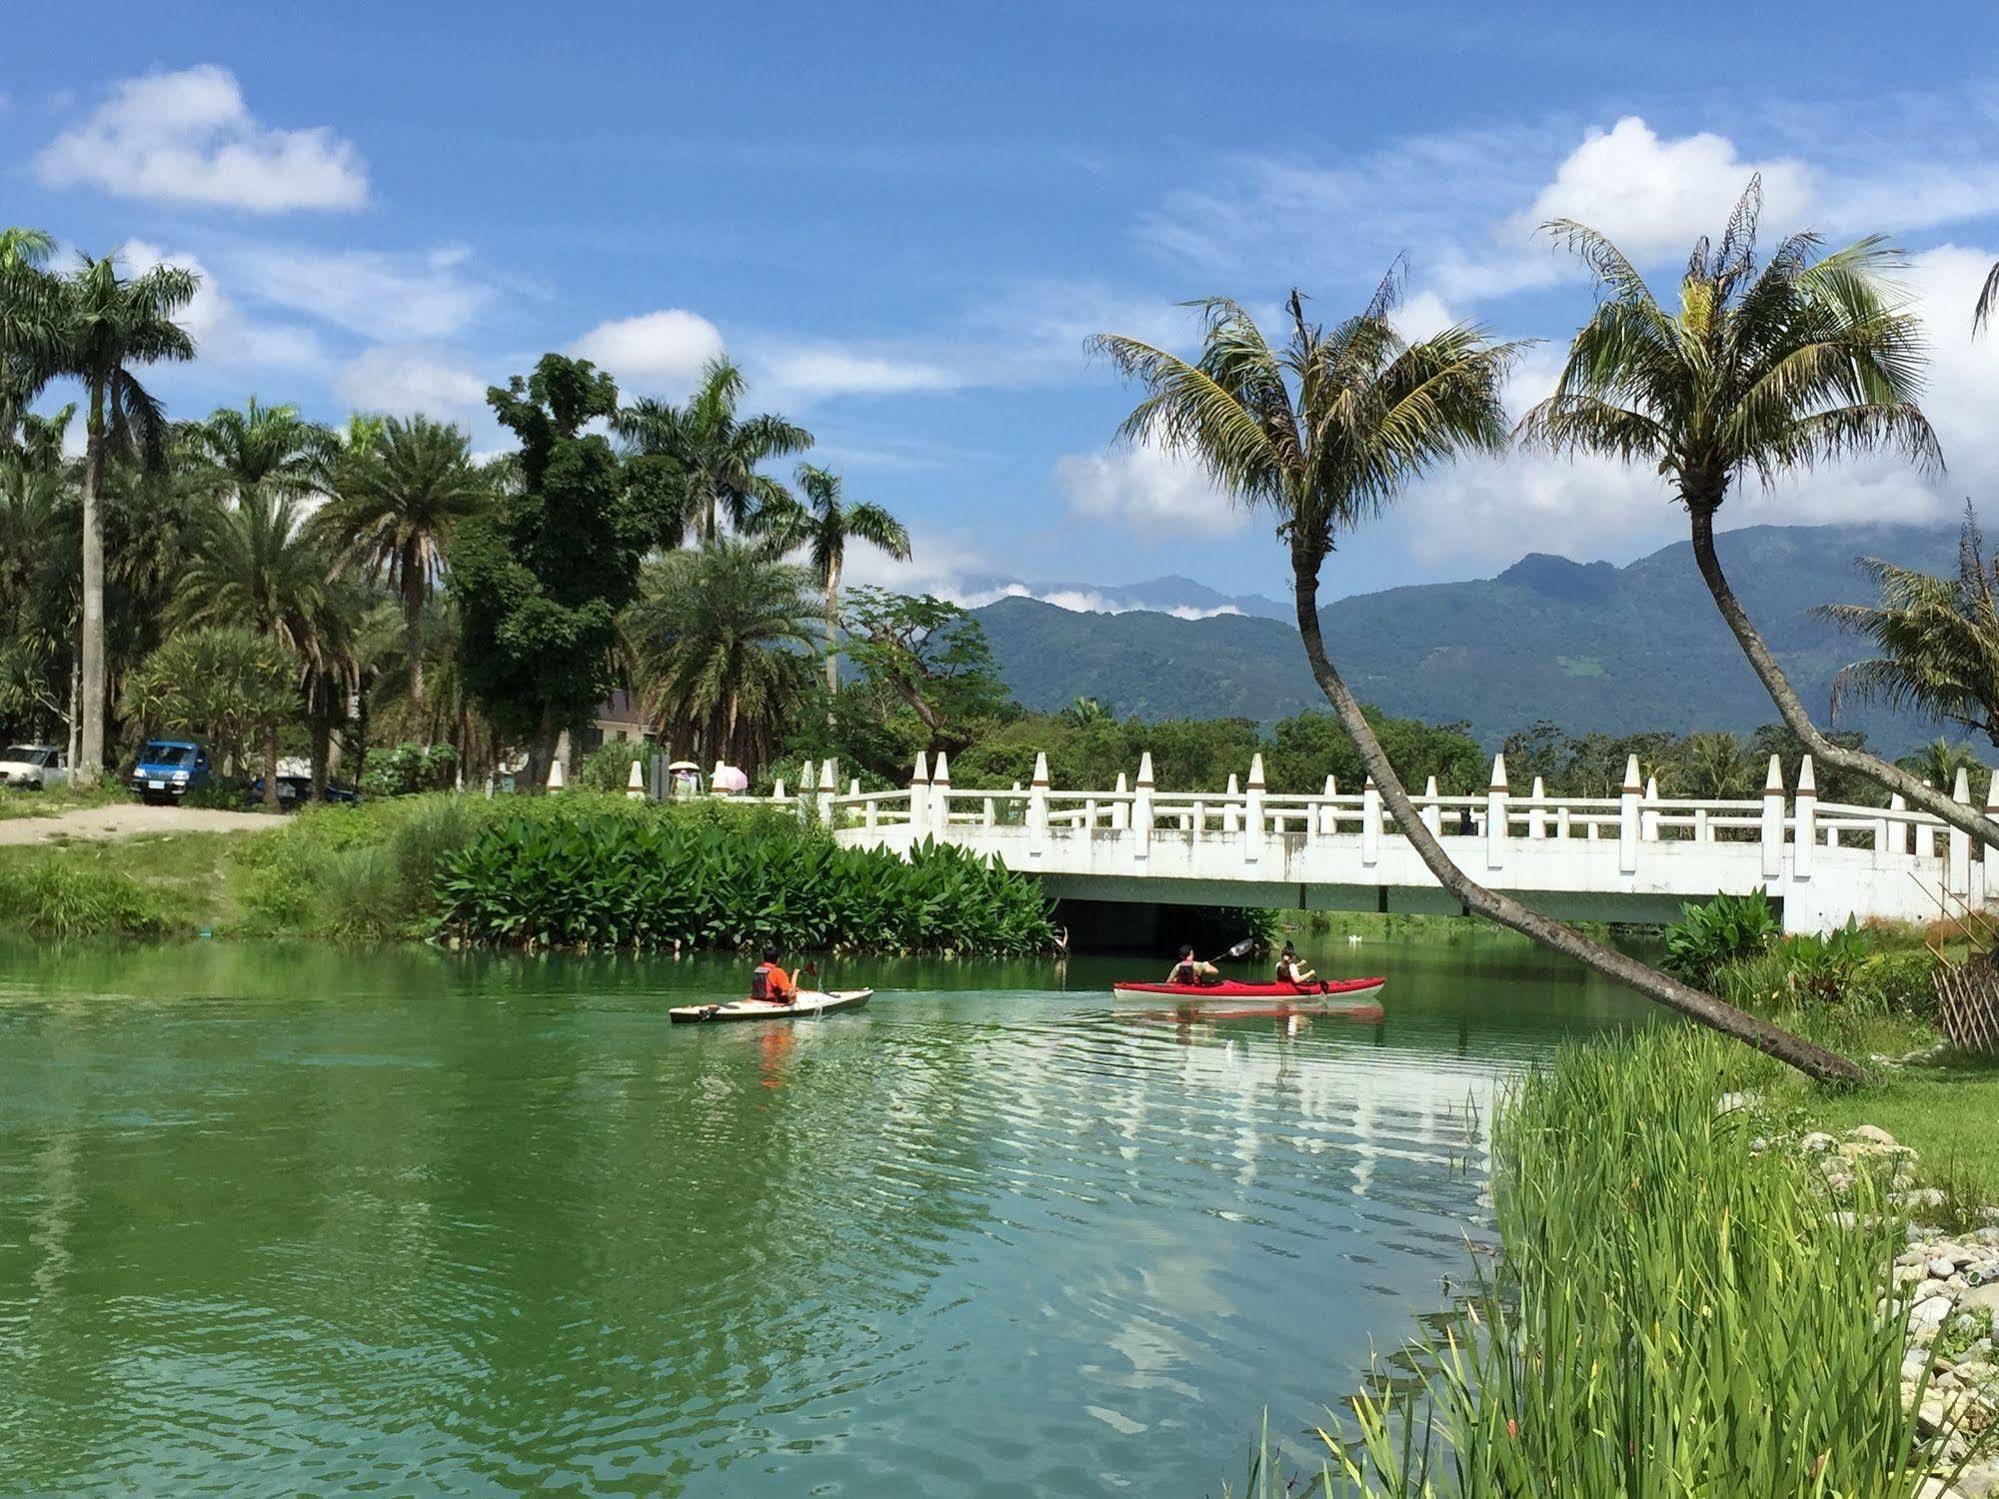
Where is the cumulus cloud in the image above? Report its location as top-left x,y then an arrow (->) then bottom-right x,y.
571,308 -> 726,395
228,244 -> 489,343
1056,439 -> 1246,538
760,347 -> 960,401
336,346 -> 489,427
118,239 -> 324,371
38,65 -> 367,213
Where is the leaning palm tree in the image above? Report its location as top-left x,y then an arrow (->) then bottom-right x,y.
615,356 -> 813,545
761,464 -> 911,693
1816,507 -> 1999,748
625,542 -> 819,773
1093,279 -> 1859,1081
311,415 -> 487,726
1521,179 -> 1999,856
175,489 -> 358,805
59,251 -> 198,781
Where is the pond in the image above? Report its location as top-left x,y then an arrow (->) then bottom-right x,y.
0,934 -> 1652,1495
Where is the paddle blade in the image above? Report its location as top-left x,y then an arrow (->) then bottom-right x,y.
1225,939 -> 1256,960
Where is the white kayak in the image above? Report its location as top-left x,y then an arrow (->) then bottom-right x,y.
668,989 -> 873,1024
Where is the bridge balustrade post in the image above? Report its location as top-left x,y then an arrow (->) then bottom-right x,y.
1760,755 -> 1784,879
1190,800 -> 1204,835
909,751 -> 930,833
1133,753 -> 1155,861
1486,754 -> 1508,871
817,757 -> 838,827
1028,753 -> 1050,858
1793,757 -> 1816,878
1111,772 -> 1129,831
1557,805 -> 1572,839
1222,774 -> 1241,834
1949,767 -> 1972,896
773,777 -> 787,803
931,752 -> 952,840
795,759 -> 813,822
1642,775 -> 1661,842
1421,775 -> 1442,837
1888,793 -> 1908,855
1528,777 -> 1546,839
1245,755 -> 1266,865
1618,755 -> 1641,875
1319,774 -> 1337,835
1694,807 -> 1709,843
1362,777 -> 1381,866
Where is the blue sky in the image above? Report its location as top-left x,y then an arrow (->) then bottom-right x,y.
5,2 -> 1997,612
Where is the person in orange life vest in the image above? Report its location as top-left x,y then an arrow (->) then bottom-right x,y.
1164,943 -> 1221,986
750,945 -> 797,1005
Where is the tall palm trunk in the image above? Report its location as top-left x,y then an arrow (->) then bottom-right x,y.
402,542 -> 427,733
1293,555 -> 1860,1082
824,554 -> 841,697
77,382 -> 107,783
66,655 -> 82,771
1687,505 -> 1999,850
263,723 -> 281,810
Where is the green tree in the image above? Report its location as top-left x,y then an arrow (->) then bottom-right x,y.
313,415 -> 487,728
1815,507 -> 1999,750
122,626 -> 296,788
841,587 -> 1009,751
1523,179 -> 1985,854
451,355 -> 645,788
1671,731 -> 1755,799
761,464 -> 910,694
0,227 -> 61,448
59,251 -> 198,782
181,397 -> 330,506
1093,280 -> 1858,1081
614,355 -> 813,546
1896,737 -> 1986,797
624,542 -> 820,773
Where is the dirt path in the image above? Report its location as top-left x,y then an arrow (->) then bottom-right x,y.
0,803 -> 275,846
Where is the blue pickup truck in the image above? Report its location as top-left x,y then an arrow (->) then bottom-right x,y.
130,740 -> 212,804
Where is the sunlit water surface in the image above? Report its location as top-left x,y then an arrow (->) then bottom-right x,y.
0,936 -> 1650,1495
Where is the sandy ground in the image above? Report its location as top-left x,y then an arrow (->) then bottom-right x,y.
0,802 -> 275,846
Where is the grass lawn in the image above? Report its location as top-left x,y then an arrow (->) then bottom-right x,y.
1796,1060 -> 1999,1208
0,782 -> 128,821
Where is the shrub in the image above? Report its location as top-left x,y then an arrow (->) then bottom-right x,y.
183,776 -> 254,811
1661,888 -> 1780,982
579,739 -> 651,792
361,742 -> 458,798
0,855 -> 180,939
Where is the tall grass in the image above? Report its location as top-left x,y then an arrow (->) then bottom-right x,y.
1244,1029 -> 1985,1496
0,853 -> 180,939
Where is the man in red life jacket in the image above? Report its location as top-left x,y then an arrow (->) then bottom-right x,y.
750,945 -> 797,1006
1164,943 -> 1221,986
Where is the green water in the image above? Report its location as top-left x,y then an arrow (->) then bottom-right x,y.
0,936 -> 1651,1495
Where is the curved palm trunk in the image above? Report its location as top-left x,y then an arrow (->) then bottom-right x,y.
1293,556 -> 1860,1082
78,383 -> 107,783
1689,507 -> 1999,851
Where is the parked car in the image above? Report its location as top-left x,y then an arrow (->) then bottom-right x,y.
0,745 -> 69,790
130,741 -> 212,804
245,774 -> 360,809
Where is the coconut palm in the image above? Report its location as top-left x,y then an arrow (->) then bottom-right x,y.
625,541 -> 819,773
312,415 -> 487,727
174,489 -> 359,805
59,252 -> 198,781
1816,507 -> 1999,748
761,464 -> 910,693
1673,731 -> 1756,799
1520,179 -> 1996,860
1092,279 -> 1859,1081
1898,737 -> 1985,796
615,356 -> 813,546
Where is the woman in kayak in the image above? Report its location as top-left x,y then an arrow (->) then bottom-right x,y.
1274,942 -> 1319,987
750,946 -> 798,1006
1165,944 -> 1222,986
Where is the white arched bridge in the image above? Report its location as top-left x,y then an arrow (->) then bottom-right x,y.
747,750 -> 1995,936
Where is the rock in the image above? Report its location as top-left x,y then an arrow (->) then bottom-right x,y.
1801,1131 -> 1838,1154
1899,1264 -> 1930,1286
1978,1228 -> 1999,1246
1917,1295 -> 1958,1328
1851,1124 -> 1900,1147
1916,1478 -> 1964,1499
1906,1248 -> 1938,1268
1959,1284 -> 1999,1315
1958,1460 -> 1999,1498
1937,1257 -> 1963,1280
1716,1091 -> 1750,1115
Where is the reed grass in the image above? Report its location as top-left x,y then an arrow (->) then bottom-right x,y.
0,851 -> 180,939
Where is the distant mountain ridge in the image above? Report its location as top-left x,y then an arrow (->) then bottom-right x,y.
972,522 -> 1965,754
957,572 -> 1291,620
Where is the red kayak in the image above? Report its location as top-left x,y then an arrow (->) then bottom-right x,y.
1111,977 -> 1386,1002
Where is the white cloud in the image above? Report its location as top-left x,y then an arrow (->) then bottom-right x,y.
118,239 -> 324,371
760,347 -> 960,400
38,65 -> 367,213
230,245 -> 488,342
1055,439 -> 1246,538
571,308 -> 725,395
336,346 -> 488,426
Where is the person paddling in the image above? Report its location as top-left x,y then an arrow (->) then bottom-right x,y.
1274,941 -> 1319,988
1165,944 -> 1222,987
750,945 -> 798,1006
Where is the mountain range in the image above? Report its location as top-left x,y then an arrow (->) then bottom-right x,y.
971,522 -> 1969,754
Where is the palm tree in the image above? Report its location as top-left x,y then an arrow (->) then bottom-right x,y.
183,398 -> 330,507
1520,179 -> 1998,859
624,542 -> 819,773
615,356 -> 813,545
1897,737 -> 1985,796
1092,280 -> 1859,1081
1815,507 -> 1999,747
762,464 -> 911,693
1673,731 -> 1755,799
1978,265 -> 1999,334
174,489 -> 358,805
312,415 -> 486,727
60,252 -> 198,782
1059,696 -> 1114,729
0,227 -> 60,448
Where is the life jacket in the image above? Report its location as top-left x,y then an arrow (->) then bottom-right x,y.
1173,960 -> 1198,985
751,963 -> 775,1001
1275,959 -> 1295,983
